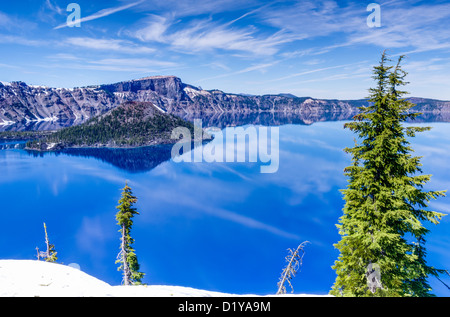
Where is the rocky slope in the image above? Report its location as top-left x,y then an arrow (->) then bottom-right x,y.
0,81 -> 117,125
1,76 -> 449,129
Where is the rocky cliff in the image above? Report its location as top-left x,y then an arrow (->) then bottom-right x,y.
1,76 -> 449,130
0,81 -> 118,126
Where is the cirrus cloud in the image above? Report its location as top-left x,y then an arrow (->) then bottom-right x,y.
64,37 -> 155,54
131,15 -> 302,56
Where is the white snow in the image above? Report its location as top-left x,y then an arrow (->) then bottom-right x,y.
184,87 -> 211,98
152,104 -> 166,113
0,81 -> 11,87
37,115 -> 58,122
25,115 -> 58,123
0,120 -> 15,126
303,98 -> 316,104
113,92 -> 126,98
47,143 -> 57,150
29,85 -> 49,89
0,260 -> 330,297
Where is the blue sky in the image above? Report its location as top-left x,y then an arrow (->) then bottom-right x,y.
0,0 -> 449,99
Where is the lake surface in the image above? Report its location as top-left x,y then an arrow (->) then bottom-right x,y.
1,120 -> 450,296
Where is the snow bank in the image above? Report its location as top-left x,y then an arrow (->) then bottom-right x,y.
0,260 -> 111,297
0,260 -> 236,297
0,260 -> 329,297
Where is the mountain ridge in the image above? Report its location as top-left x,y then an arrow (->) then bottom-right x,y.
1,76 -> 449,129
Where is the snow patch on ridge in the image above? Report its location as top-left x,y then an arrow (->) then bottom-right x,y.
25,115 -> 58,123
0,119 -> 15,126
184,86 -> 211,98
152,104 -> 166,113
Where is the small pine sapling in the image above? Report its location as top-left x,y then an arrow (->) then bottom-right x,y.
36,222 -> 58,262
115,182 -> 145,285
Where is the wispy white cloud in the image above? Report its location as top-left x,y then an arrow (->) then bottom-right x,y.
404,58 -> 450,72
356,2 -> 450,52
130,0 -> 448,59
266,61 -> 368,83
0,10 -> 37,31
223,1 -> 276,27
260,0 -> 450,55
0,11 -> 12,28
54,0 -> 144,30
260,0 -> 362,40
132,15 -> 170,43
131,15 -> 300,56
0,34 -> 41,46
37,0 -> 65,24
42,50 -> 181,74
47,53 -> 83,61
197,61 -> 279,82
0,62 -> 22,69
44,0 -> 64,15
90,57 -> 178,69
64,37 -> 155,54
134,0 -> 257,18
42,56 -> 179,73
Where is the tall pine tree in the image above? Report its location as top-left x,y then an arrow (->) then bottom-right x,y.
331,52 -> 447,297
116,182 -> 145,285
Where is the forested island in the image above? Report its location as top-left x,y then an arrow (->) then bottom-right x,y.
25,101 -> 195,151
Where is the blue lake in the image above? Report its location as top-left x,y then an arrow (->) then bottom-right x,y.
1,120 -> 449,296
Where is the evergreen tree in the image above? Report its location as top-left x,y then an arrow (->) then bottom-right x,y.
115,182 -> 145,285
331,52 -> 447,297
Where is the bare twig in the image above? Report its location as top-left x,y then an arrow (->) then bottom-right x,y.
277,241 -> 309,295
436,270 -> 450,291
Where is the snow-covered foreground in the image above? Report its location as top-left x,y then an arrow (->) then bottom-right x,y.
0,260 -> 330,297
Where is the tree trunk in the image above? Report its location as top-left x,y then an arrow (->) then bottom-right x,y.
121,223 -> 130,286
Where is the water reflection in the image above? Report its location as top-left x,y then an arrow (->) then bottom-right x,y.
2,110 -> 450,132
0,119 -> 75,132
0,141 -> 26,150
177,110 -> 358,128
23,140 -> 212,173
179,111 -> 450,127
25,145 -> 175,173
2,110 -> 450,176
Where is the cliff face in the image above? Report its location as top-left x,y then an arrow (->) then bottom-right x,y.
99,76 -> 191,113
0,76 -> 359,126
1,76 -> 449,129
0,81 -> 119,125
